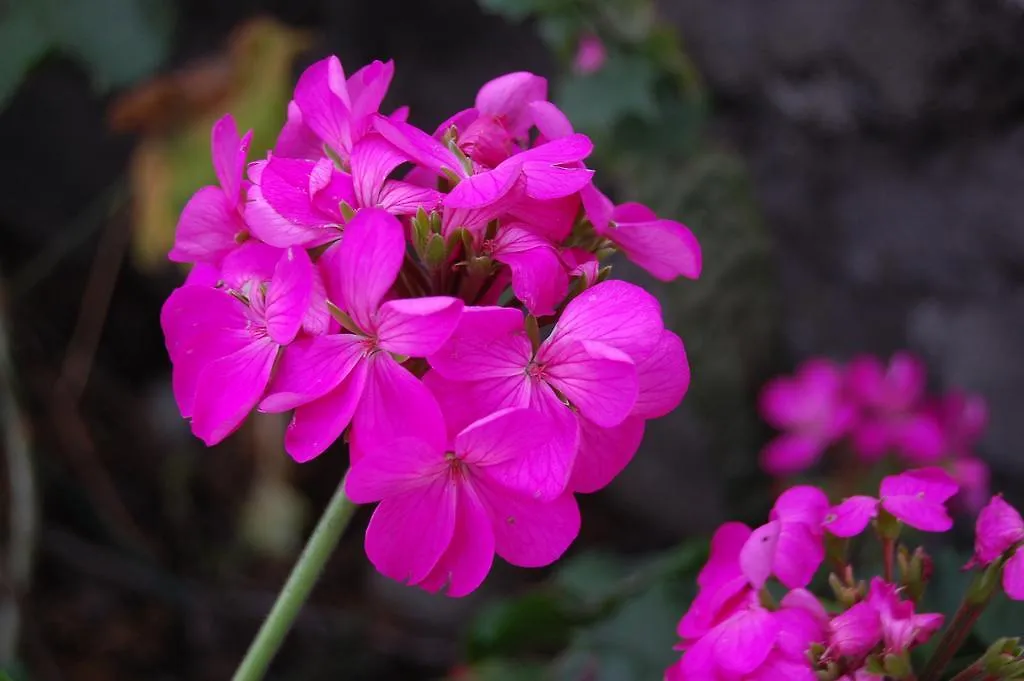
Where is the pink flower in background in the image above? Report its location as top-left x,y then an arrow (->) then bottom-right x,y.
475,71 -> 548,140
161,244 -> 313,445
973,495 -> 1024,599
758,359 -> 855,475
740,486 -> 829,589
169,114 -> 253,265
345,407 -> 580,597
573,34 -> 607,75
847,352 -> 944,463
825,467 -> 959,537
260,209 -> 462,461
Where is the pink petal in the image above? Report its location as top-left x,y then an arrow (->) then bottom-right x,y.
475,71 -> 548,138
491,225 -> 568,316
772,520 -> 824,588
245,184 -> 334,249
478,479 -> 580,567
210,114 -> 250,206
700,522 -> 753,589
258,157 -> 344,228
749,655 -> 818,681
608,217 -> 702,281
569,415 -> 644,494
612,202 -> 658,223
760,433 -> 826,475
426,306 -> 532,381
1003,550 -> 1024,600
542,280 -> 664,362
975,495 -> 1024,563
880,467 -> 960,504
521,163 -> 594,200
415,483 -> 494,597
260,334 -> 365,411
580,183 -> 613,233
507,193 -> 579,242
169,186 -> 244,264
350,134 -> 408,207
528,100 -> 574,140
294,56 -> 353,156
376,181 -> 443,215
829,601 -> 883,658
881,495 -> 953,533
541,339 -> 638,428
219,241 -> 280,289
893,413 -> 946,463
302,266 -> 331,337
264,248 -> 314,345
632,329 -> 690,419
364,476 -> 457,586
273,100 -> 322,160
443,161 -> 522,209
183,262 -> 220,287
712,607 -> 779,675
772,486 -> 830,526
283,359 -> 369,462
191,339 -> 277,445
825,496 -> 878,537
372,116 -> 462,177
517,134 -> 593,165
740,520 -> 780,589
423,371 -> 533,443
330,208 -> 404,331
455,407 -> 550,467
375,296 -> 464,357
345,436 -> 446,503
349,353 -> 447,458
347,60 -> 393,125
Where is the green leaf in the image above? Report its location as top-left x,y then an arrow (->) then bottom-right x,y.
555,54 -> 658,134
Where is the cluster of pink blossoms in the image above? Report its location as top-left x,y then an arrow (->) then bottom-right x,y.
160,57 -> 701,595
760,352 -> 989,507
667,469 -> 1024,680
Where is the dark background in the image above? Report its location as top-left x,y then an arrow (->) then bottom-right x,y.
2,0 -> 1024,679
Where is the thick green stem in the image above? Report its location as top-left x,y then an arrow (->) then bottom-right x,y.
947,661 -> 986,681
232,474 -> 357,681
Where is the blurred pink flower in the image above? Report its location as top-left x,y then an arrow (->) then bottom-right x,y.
825,467 -> 959,536
573,34 -> 607,75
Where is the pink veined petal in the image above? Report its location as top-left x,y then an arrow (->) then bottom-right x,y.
294,56 -> 353,156
349,353 -> 447,458
427,306 -> 532,381
580,183 -> 613,233
191,339 -> 277,445
455,407 -> 555,467
880,467 -> 960,504
443,161 -> 522,209
773,606 -> 827,661
364,475 -> 457,586
210,114 -> 250,206
245,184 -> 335,249
415,483 -> 495,597
1003,549 -> 1024,600
372,116 -> 463,178
881,495 -> 953,533
475,71 -> 548,138
825,496 -> 879,538
264,248 -> 314,345
169,186 -> 245,264
491,226 -> 568,316
518,133 -> 593,165
302,265 -> 331,337
260,334 -> 365,411
632,329 -> 690,419
219,241 -> 281,291
258,157 -> 342,228
712,607 -> 780,675
542,280 -> 664,362
283,359 -> 369,462
700,522 -> 754,588
760,433 -> 827,476
331,207 -> 405,331
441,180 -> 528,239
772,486 -> 830,526
350,134 -> 408,207
975,495 -> 1024,563
748,654 -> 818,681
375,296 -> 464,357
541,339 -> 638,428
345,436 -> 447,503
528,100 -> 574,140
423,371 -> 533,443
772,520 -> 825,589
273,100 -> 323,160
521,163 -> 594,200
612,202 -> 658,223
608,218 -> 703,281
569,415 -> 644,494
740,520 -> 780,589
477,477 -> 581,567
507,193 -> 579,242
376,181 -> 443,215
347,60 -> 394,125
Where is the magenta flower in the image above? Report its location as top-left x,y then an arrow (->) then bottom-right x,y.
677,522 -> 755,642
740,486 -> 829,589
292,57 -> 394,162
825,467 -> 959,536
169,114 -> 252,265
973,495 -> 1024,599
847,352 -> 944,463
758,358 -> 855,475
865,578 -> 943,652
474,71 -> 548,140
344,407 -> 580,597
161,243 -> 314,444
260,208 -> 463,461
273,100 -> 323,160
828,601 -> 882,658
573,34 -> 607,75
480,224 -> 569,316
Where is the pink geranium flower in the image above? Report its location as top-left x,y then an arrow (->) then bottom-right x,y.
677,522 -> 755,642
758,359 -> 855,475
865,578 -> 943,652
847,352 -> 944,462
829,601 -> 882,658
161,243 -> 314,444
740,486 -> 829,589
825,467 -> 960,537
260,208 -> 463,461
169,114 -> 252,265
344,407 -> 580,596
475,71 -> 548,140
973,495 -> 1024,599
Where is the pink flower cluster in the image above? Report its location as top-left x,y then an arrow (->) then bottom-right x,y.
668,469 -> 1024,680
160,57 -> 701,595
759,352 -> 989,506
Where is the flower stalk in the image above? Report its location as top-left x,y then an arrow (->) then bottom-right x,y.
232,474 -> 357,681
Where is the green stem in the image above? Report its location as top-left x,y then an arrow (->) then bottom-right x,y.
947,661 -> 985,681
920,601 -> 987,681
232,474 -> 358,681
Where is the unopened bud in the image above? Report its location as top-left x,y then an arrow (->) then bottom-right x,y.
968,557 -> 1005,606
983,637 -> 1024,677
829,572 -> 862,608
425,233 -> 447,269
901,546 -> 932,602
339,200 -> 356,222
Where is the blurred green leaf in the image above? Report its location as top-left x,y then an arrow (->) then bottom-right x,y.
555,55 -> 658,134
468,592 -> 574,659
0,2 -> 51,107
462,659 -> 552,681
553,551 -> 630,605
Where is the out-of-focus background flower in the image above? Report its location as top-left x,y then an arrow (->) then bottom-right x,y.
1,0 -> 1023,679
